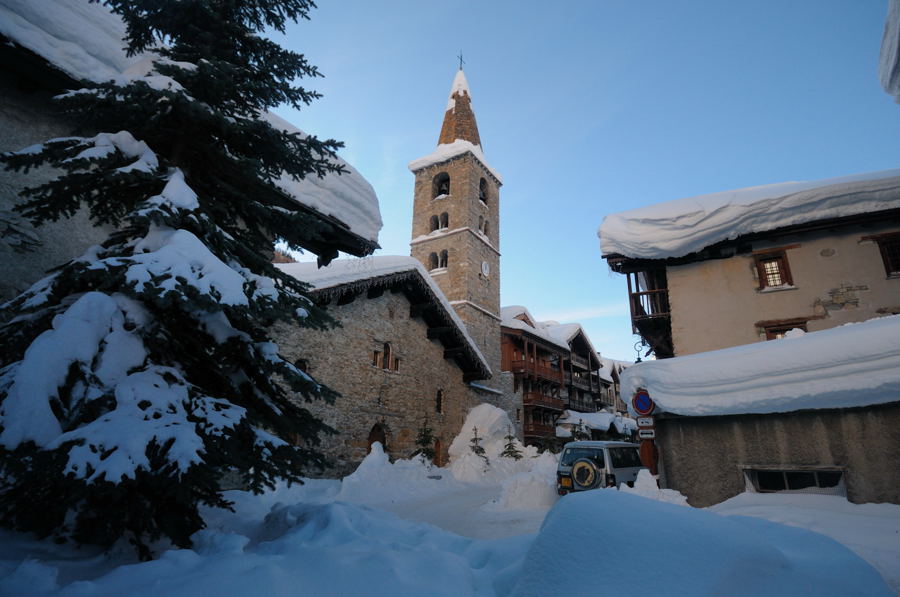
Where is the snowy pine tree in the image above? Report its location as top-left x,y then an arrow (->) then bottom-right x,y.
469,426 -> 489,468
411,418 -> 436,463
499,427 -> 523,460
0,0 -> 349,558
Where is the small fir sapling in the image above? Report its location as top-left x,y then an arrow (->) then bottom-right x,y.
500,427 -> 523,460
411,418 -> 436,463
469,426 -> 490,467
0,0 -> 350,559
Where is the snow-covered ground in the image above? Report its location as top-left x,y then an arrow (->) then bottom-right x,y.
0,406 -> 897,596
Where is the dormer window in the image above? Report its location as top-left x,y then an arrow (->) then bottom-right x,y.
479,178 -> 488,204
433,172 -> 450,198
430,215 -> 440,232
440,212 -> 449,229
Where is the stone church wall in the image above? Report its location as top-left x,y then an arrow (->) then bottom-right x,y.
273,290 -> 481,477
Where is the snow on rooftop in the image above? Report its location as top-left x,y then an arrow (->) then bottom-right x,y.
1,0 -> 381,244
556,409 -> 637,433
445,69 -> 471,112
408,139 -> 503,184
881,0 -> 900,103
276,256 -> 489,374
599,169 -> 900,260
500,305 -> 570,351
620,315 -> 900,417
597,355 -> 631,383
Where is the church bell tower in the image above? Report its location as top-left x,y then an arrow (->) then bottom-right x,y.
408,68 -> 502,383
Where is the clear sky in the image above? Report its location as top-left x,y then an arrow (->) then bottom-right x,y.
272,1 -> 900,361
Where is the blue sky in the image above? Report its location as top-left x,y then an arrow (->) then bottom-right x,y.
272,1 -> 900,361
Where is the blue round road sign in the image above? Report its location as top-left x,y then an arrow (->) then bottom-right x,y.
632,390 -> 654,416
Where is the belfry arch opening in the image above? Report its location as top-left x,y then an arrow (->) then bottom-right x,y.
433,172 -> 450,198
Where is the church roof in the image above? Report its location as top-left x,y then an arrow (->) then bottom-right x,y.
277,256 -> 491,381
438,69 -> 481,147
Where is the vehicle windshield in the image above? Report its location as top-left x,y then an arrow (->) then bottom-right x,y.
560,447 -> 604,468
609,447 -> 642,468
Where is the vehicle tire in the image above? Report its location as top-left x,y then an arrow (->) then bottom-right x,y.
571,458 -> 600,490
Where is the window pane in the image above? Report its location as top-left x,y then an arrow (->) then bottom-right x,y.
610,447 -> 642,468
761,258 -> 784,286
756,470 -> 786,491
786,471 -> 817,490
817,471 -> 843,488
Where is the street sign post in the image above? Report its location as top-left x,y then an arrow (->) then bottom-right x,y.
638,429 -> 656,439
637,417 -> 654,428
632,390 -> 655,416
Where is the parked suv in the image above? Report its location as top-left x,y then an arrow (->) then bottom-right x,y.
556,441 -> 644,495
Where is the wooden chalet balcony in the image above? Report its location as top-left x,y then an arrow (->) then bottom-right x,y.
570,354 -> 590,370
566,397 -> 597,413
630,288 -> 670,322
511,360 -> 564,384
565,372 -> 593,391
523,422 -> 555,437
523,391 -> 564,411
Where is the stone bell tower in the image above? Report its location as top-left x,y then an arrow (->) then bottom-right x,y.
408,68 -> 503,386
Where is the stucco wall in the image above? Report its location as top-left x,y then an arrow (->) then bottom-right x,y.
273,290 -> 483,477
668,221 -> 900,355
655,402 -> 900,507
1,69 -> 110,300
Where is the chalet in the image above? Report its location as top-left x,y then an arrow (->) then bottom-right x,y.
275,256 -> 491,475
543,323 -> 603,413
597,356 -> 630,412
0,1 -> 381,301
620,315 -> 900,506
599,169 -> 900,358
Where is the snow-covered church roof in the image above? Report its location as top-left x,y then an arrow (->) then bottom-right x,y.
0,0 -> 382,244
881,0 -> 900,104
599,168 -> 900,260
277,256 -> 490,378
620,315 -> 900,417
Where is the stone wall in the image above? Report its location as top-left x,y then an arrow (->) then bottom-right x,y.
273,289 -> 482,477
655,402 -> 900,506
668,221 -> 900,355
0,69 -> 109,300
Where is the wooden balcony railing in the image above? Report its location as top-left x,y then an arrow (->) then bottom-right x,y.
523,392 -> 565,411
511,360 -> 564,384
570,354 -> 590,370
630,289 -> 670,321
565,372 -> 593,391
523,422 -> 555,437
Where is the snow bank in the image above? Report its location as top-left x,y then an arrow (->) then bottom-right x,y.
880,0 -> 900,103
710,492 -> 900,592
556,409 -> 637,435
599,168 -> 900,259
489,453 -> 559,511
619,469 -> 689,506
511,490 -> 892,596
337,442 -> 458,505
621,315 -> 900,416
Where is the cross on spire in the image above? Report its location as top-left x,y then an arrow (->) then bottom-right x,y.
457,51 -> 465,71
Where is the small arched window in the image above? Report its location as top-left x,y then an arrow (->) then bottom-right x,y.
382,342 -> 392,371
483,220 -> 489,237
439,212 -> 449,229
479,178 -> 488,204
478,215 -> 484,231
439,250 -> 448,268
429,215 -> 439,232
433,172 -> 450,198
429,252 -> 439,270
435,389 -> 444,414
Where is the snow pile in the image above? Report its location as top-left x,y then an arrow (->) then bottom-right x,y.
599,168 -> 900,259
337,442 -> 458,505
621,315 -> 900,416
880,0 -> 900,103
408,139 -> 503,184
711,492 -> 900,591
448,404 -> 542,484
489,452 -> 559,511
619,470 -> 689,506
511,490 -> 892,596
556,409 -> 637,435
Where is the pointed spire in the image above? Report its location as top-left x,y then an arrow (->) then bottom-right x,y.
437,69 -> 482,148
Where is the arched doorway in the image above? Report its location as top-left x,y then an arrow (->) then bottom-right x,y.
433,438 -> 443,466
367,423 -> 386,453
